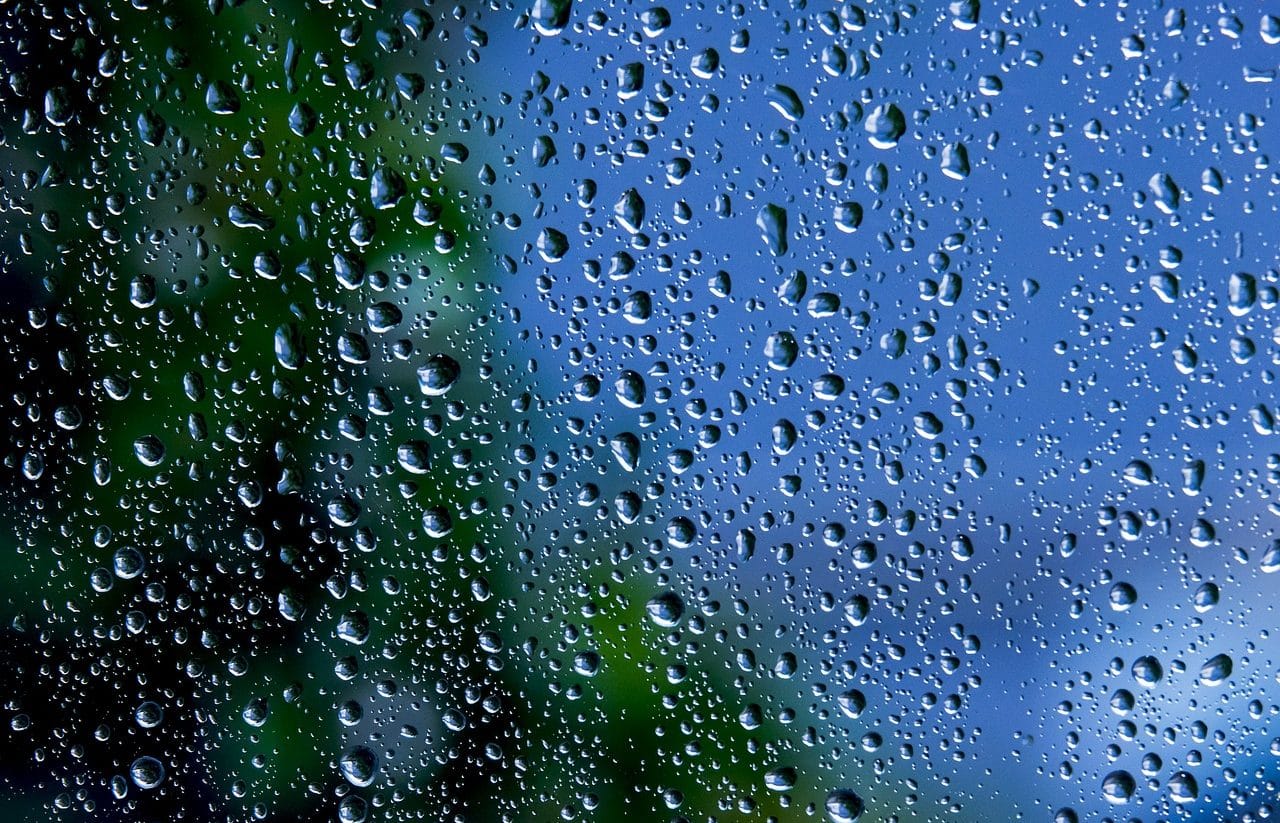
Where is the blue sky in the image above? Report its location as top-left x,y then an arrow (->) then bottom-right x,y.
478,0 -> 1280,818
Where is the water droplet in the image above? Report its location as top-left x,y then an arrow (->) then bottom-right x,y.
825,789 -> 865,822
1262,540 -> 1280,573
1101,769 -> 1136,804
764,766 -> 797,791
690,48 -> 720,79
1108,582 -> 1137,611
205,80 -> 240,115
757,203 -> 788,256
950,0 -> 980,30
44,87 -> 72,127
112,547 -> 145,580
1168,771 -> 1198,804
645,591 -> 684,627
337,610 -> 371,645
136,110 -> 166,146
1198,653 -> 1232,686
1228,271 -> 1257,315
941,142 -> 970,179
1148,173 -> 1181,214
865,103 -> 907,148
366,302 -> 403,333
274,322 -> 305,370
1131,655 -> 1163,688
227,202 -> 274,231
572,650 -> 600,676
132,435 -> 165,467
134,701 -> 163,729
278,588 -> 306,622
339,745 -> 379,788
537,227 -> 569,262
531,0 -> 572,35
421,506 -> 454,538
242,698 -> 269,728
843,594 -> 870,627
288,102 -> 317,136
129,756 -> 165,790
766,85 -> 804,122
837,689 -> 866,719
614,188 -> 645,234
418,355 -> 461,396
371,167 -> 406,210
764,332 -> 799,370
397,441 -> 431,474
833,202 -> 863,233
616,62 -> 644,99
610,432 -> 640,472
1122,460 -> 1153,485
615,370 -> 646,408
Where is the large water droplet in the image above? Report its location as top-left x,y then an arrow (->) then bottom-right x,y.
129,756 -> 165,790
645,591 -> 684,627
132,435 -> 165,467
764,766 -> 797,791
371,167 -> 407,210
204,80 -> 240,115
1101,770 -> 1136,804
757,204 -> 788,256
764,331 -> 799,370
766,85 -> 804,121
1198,653 -> 1232,686
537,227 -> 569,262
825,789 -> 865,822
1148,173 -> 1181,214
418,355 -> 461,396
339,746 -> 379,788
865,103 -> 907,148
1131,655 -> 1163,688
614,188 -> 645,234
1167,771 -> 1198,804
531,0 -> 572,35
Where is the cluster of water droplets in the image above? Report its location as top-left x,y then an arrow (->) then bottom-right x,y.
1,0 -> 1280,821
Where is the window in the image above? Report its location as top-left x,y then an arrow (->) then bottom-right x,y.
1,1 -> 1273,821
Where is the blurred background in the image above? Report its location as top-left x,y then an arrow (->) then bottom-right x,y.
1,0 -> 1278,821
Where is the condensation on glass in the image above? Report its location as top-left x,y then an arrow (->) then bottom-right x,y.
0,1 -> 1276,821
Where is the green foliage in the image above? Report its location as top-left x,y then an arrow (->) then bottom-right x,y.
0,1 -> 819,820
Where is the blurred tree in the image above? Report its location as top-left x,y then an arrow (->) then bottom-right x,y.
0,1 -> 818,821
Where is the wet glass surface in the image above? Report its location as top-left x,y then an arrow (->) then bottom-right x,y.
1,1 -> 1278,821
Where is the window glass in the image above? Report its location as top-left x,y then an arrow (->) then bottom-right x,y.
0,2 -> 1274,821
